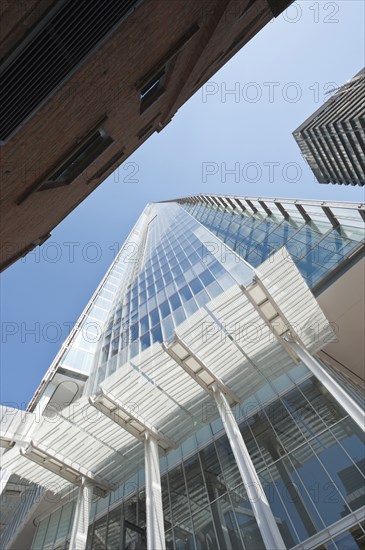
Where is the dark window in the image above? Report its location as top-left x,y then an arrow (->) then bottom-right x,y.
188,251 -> 200,264
140,69 -> 166,113
170,257 -> 178,268
129,323 -> 139,342
210,261 -> 226,278
141,332 -> 150,351
175,275 -> 185,288
147,285 -> 155,298
199,269 -> 215,287
169,293 -> 182,311
180,258 -> 190,271
151,324 -> 163,344
180,285 -> 193,303
111,338 -> 119,356
190,278 -> 204,294
239,0 -> 256,18
137,123 -> 154,141
149,308 -> 159,327
39,130 -> 113,190
159,301 -> 171,318
130,311 -> 138,324
101,345 -> 109,363
120,329 -> 129,349
163,272 -> 173,284
156,278 -> 165,291
140,316 -> 149,334
86,149 -> 124,184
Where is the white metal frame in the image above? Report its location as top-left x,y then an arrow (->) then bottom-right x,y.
89,388 -> 176,453
145,433 -> 166,550
164,338 -> 287,550
289,341 -> 365,432
69,479 -> 94,550
20,442 -> 114,496
162,336 -> 240,406
0,468 -> 11,497
89,388 -> 169,550
291,505 -> 365,550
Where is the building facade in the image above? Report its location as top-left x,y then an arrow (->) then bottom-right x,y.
1,195 -> 365,550
0,0 -> 293,271
293,68 -> 365,187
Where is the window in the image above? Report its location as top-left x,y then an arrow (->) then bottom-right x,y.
139,69 -> 166,113
151,324 -> 163,344
141,332 -> 150,351
16,126 -> 113,204
140,316 -> 149,334
180,285 -> 193,303
159,301 -> 171,318
149,308 -> 159,327
111,337 -> 119,356
169,293 -> 182,311
199,269 -> 215,286
189,277 -> 204,294
239,0 -> 256,18
39,129 -> 113,190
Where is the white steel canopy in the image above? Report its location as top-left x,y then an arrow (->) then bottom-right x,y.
89,388 -> 177,452
1,250 -> 336,497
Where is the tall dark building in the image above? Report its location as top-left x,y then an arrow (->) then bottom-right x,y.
293,68 -> 365,187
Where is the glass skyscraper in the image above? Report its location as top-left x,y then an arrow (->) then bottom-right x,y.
1,195 -> 364,550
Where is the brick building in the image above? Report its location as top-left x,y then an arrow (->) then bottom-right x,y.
0,0 -> 292,271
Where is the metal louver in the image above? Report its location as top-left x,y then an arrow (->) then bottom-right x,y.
0,0 -> 142,144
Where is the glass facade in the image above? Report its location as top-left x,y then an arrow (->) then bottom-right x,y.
181,200 -> 363,289
87,203 -> 252,394
8,197 -> 365,550
32,369 -> 365,550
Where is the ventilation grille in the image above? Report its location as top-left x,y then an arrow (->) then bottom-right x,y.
0,0 -> 142,143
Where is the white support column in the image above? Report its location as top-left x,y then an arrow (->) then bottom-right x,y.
90,388 -> 171,550
69,479 -> 93,550
212,385 -> 286,550
145,433 -> 166,550
0,467 -> 11,496
290,341 -> 365,432
33,381 -> 56,419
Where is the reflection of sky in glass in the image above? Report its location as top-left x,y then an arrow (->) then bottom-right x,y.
88,199 -> 364,392
91,203 -> 254,390
182,201 -> 364,288
34,368 -> 365,550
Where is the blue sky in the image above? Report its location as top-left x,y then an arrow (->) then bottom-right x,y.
1,0 -> 364,408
